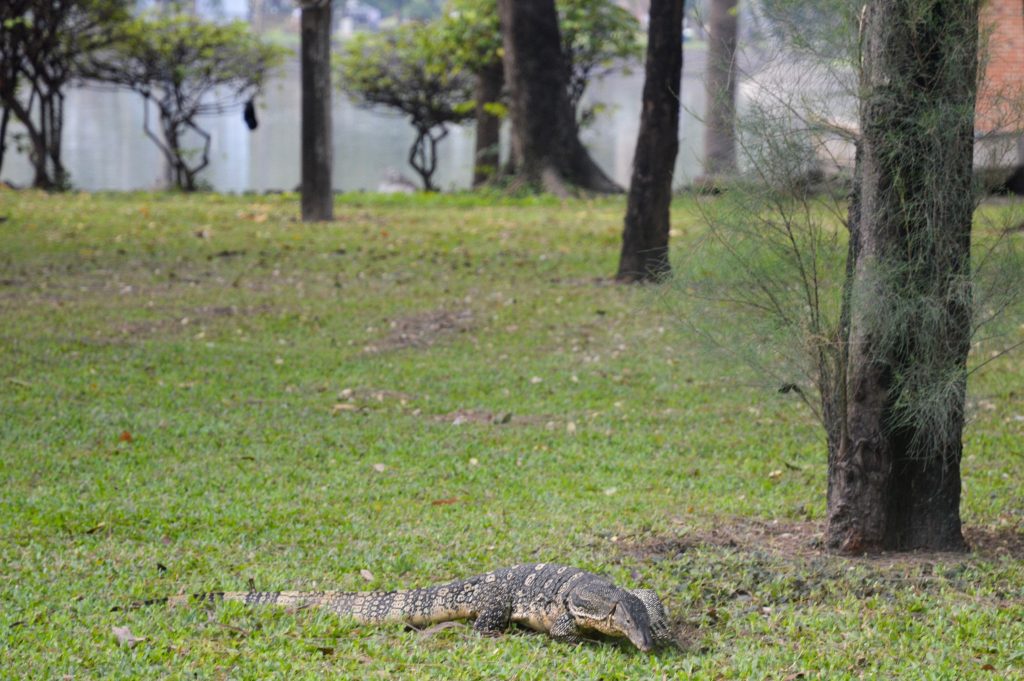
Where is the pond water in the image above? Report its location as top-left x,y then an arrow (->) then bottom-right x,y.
1,52 -> 711,193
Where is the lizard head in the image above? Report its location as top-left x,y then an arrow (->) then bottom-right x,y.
566,581 -> 655,652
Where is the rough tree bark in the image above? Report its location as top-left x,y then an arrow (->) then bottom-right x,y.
700,0 -> 738,183
616,0 -> 684,282
826,0 -> 978,553
300,2 -> 334,221
497,0 -> 620,195
472,61 -> 504,187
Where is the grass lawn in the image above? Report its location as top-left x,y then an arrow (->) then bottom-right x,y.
1,189 -> 1021,679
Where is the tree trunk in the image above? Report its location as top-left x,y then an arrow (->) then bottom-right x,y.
700,0 -> 738,183
472,61 -> 504,187
409,126 -> 446,192
616,0 -> 684,282
25,89 -> 66,190
497,0 -> 621,195
0,105 -> 10,178
826,0 -> 978,554
300,2 -> 334,221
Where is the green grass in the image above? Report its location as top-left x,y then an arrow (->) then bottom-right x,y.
0,190 -> 1021,679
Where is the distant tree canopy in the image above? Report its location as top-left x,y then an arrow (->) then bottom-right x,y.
756,0 -> 861,55
444,0 -> 642,125
337,23 -> 475,191
0,0 -> 130,189
558,0 -> 642,125
338,0 -> 640,188
86,13 -> 286,191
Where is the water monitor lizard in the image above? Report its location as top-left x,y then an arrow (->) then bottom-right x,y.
156,563 -> 670,651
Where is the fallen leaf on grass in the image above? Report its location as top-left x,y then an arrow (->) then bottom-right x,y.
118,431 -> 133,443
112,625 -> 145,648
360,569 -> 375,582
431,497 -> 459,506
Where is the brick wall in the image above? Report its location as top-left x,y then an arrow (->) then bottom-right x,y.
979,0 -> 1024,133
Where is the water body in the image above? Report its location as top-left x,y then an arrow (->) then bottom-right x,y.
1,52 -> 710,193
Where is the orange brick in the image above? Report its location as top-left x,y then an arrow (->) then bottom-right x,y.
978,0 -> 1024,132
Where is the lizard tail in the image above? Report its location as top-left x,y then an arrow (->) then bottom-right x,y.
111,591 -> 226,612
233,586 -> 475,626
115,583 -> 475,627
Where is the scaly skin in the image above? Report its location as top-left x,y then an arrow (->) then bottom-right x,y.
167,563 -> 669,651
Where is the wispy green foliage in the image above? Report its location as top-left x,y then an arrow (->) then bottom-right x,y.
755,0 -> 862,60
675,0 -> 1024,474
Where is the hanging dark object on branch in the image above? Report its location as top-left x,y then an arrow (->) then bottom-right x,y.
243,98 -> 258,131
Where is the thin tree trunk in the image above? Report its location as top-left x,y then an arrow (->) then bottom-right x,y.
472,61 -> 504,187
498,0 -> 621,195
250,0 -> 265,33
47,89 -> 67,189
826,0 -> 977,553
700,0 -> 738,182
32,91 -> 53,189
14,82 -> 68,190
0,105 -> 10,177
300,2 -> 334,221
616,0 -> 684,282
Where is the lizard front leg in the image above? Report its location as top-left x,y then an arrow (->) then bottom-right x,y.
548,612 -> 583,645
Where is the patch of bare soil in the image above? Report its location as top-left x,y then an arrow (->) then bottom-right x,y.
963,525 -> 1024,559
622,519 -> 819,561
364,308 -> 474,353
624,518 -> 1024,564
